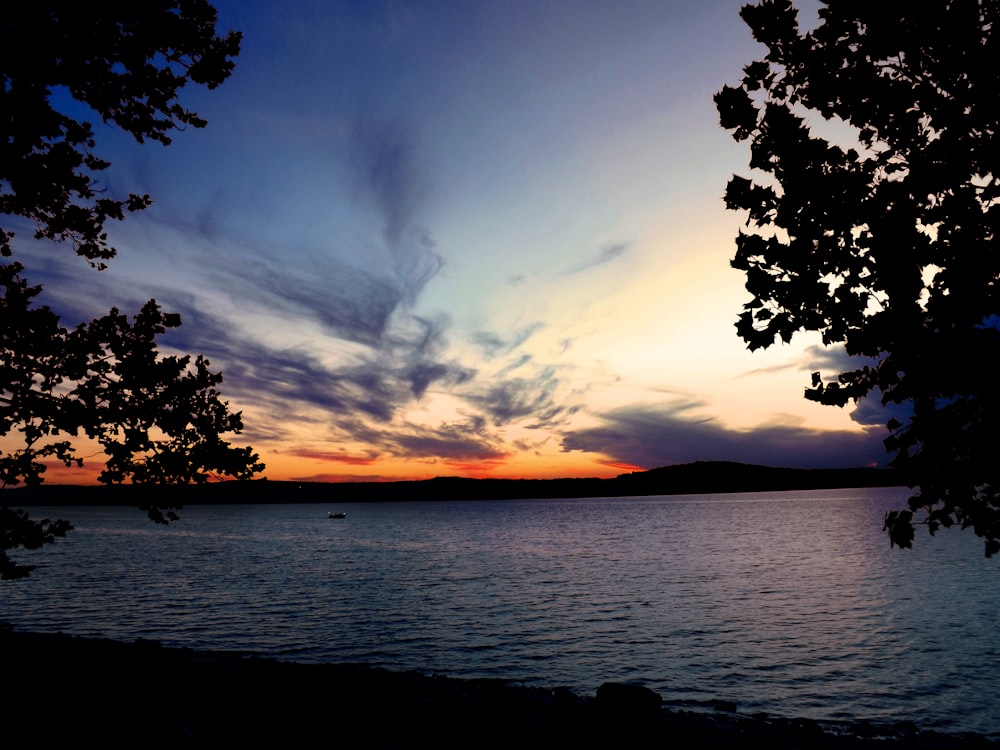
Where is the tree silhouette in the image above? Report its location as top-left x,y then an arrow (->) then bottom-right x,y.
717,1 -> 1000,556
1,2 -> 262,579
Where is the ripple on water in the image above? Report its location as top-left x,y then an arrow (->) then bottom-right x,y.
3,489 -> 999,737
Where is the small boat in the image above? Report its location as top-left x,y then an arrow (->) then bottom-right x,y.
328,511 -> 347,519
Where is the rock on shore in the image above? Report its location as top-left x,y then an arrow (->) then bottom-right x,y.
1,629 -> 994,749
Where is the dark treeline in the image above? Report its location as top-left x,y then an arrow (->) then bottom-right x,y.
7,461 -> 902,507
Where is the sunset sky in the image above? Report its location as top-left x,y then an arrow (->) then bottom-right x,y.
12,0 -> 894,484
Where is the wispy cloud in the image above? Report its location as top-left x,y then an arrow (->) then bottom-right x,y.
465,368 -> 566,428
471,322 -> 543,358
351,115 -> 443,305
562,241 -> 630,276
161,304 -> 472,431
287,449 -> 380,466
393,422 -> 511,464
293,416 -> 513,472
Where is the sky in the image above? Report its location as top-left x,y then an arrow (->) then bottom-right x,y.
13,0 -> 895,484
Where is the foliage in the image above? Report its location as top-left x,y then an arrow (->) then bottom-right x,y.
1,262 -> 263,487
717,0 -> 1000,556
1,0 -> 240,264
1,1 -> 261,579
0,507 -> 73,580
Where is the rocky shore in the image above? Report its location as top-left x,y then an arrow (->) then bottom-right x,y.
1,629 -> 994,749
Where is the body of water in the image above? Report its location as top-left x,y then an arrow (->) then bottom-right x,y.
3,487 -> 998,736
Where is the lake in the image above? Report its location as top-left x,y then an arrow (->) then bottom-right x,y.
2,487 -> 998,737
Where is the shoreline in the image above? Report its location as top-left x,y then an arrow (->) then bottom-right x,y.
2,629 -> 994,749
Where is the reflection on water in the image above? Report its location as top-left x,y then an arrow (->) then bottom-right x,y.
3,487 -> 998,736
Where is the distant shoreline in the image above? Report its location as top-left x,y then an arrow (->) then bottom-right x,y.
4,461 -> 905,507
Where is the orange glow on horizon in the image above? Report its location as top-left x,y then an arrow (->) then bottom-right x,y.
26,445 -> 630,486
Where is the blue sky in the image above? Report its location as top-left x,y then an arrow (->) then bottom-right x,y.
13,0 -> 892,482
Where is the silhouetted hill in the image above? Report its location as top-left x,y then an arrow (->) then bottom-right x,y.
613,461 -> 901,495
5,461 -> 903,507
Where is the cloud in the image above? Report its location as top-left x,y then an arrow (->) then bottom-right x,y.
802,344 -> 867,374
151,288 -> 572,472
13,212 -> 433,355
562,401 -> 890,469
189,116 -> 444,349
287,449 -> 379,466
736,362 -> 798,378
471,322 -> 543,358
19,227 -> 564,472
465,368 -> 565,427
850,390 -> 914,428
470,331 -> 505,358
349,114 -> 443,306
352,117 -> 424,246
739,344 -> 875,380
156,301 -> 470,432
238,256 -> 406,346
14,108 -> 486,456
562,241 -> 630,276
392,421 -> 511,464
497,353 -> 533,376
287,415 -> 513,473
797,346 -> 912,430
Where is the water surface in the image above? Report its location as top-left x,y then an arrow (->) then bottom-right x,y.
3,487 -> 997,736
